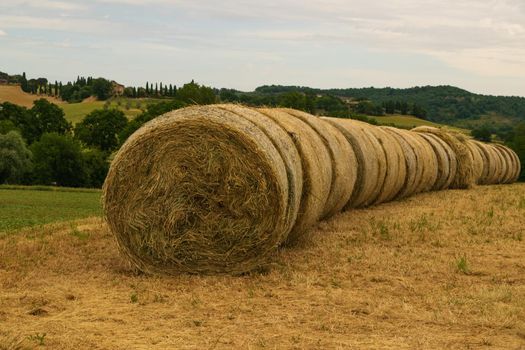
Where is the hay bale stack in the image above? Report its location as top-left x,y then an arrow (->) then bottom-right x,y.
280,109 -> 357,218
412,126 -> 474,189
381,127 -> 422,199
104,105 -> 296,275
322,117 -> 386,208
257,108 -> 332,244
367,126 -> 407,204
414,133 -> 450,191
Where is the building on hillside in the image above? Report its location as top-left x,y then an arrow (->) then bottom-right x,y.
111,81 -> 125,96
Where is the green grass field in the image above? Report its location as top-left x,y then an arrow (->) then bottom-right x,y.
62,98 -> 164,124
369,114 -> 469,133
0,186 -> 102,233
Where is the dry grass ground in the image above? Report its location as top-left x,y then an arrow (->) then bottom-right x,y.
0,85 -> 62,108
1,184 -> 525,349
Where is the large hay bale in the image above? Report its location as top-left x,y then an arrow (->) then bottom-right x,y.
465,139 -> 484,185
412,127 -> 474,189
216,104 -> 303,238
257,108 -> 332,244
505,145 -> 522,182
493,144 -> 516,184
281,109 -> 357,218
103,105 -> 294,275
322,117 -> 386,208
414,133 -> 449,191
381,127 -> 421,199
471,140 -> 495,185
488,144 -> 505,184
367,126 -> 407,204
469,140 -> 489,185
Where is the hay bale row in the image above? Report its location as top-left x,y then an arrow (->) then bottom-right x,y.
103,105 -> 521,275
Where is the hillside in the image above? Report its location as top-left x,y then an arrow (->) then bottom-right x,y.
1,184 -> 524,348
0,85 -> 62,108
254,85 -> 525,126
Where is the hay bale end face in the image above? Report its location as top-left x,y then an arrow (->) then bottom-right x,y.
103,105 -> 294,275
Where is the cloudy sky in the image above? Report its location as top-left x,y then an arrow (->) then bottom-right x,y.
1,0 -> 524,96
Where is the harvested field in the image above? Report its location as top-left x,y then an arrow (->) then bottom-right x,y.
1,184 -> 525,349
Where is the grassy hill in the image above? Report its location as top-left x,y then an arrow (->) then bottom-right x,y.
0,85 -> 162,124
369,114 -> 469,133
255,85 -> 525,129
0,85 -> 62,108
1,184 -> 524,348
61,98 -> 151,124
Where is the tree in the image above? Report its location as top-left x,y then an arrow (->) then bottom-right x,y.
279,91 -> 307,110
91,78 -> 112,100
176,81 -> 216,105
31,99 -> 71,136
21,72 -> 28,92
74,109 -> 128,151
146,82 -> 149,95
118,100 -> 186,144
0,131 -> 32,184
0,102 -> 40,143
471,124 -> 492,142
82,148 -> 109,188
510,122 -> 525,181
30,133 -> 86,187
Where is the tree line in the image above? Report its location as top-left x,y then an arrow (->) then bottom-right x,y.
0,81 -> 215,187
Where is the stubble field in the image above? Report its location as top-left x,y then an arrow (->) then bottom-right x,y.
1,184 -> 524,349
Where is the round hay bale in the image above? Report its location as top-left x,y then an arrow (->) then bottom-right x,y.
412,127 -> 474,189
505,146 -> 522,182
493,144 -> 514,184
103,105 -> 294,275
472,140 -> 495,185
381,127 -> 421,199
216,104 -> 303,239
414,133 -> 449,191
367,126 -> 406,204
469,140 -> 489,185
280,109 -> 357,218
257,108 -> 332,244
322,117 -> 386,208
464,140 -> 484,185
488,144 -> 505,184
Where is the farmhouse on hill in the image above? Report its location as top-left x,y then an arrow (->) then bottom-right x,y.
111,81 -> 125,96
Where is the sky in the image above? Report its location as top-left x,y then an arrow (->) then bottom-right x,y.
1,0 -> 524,96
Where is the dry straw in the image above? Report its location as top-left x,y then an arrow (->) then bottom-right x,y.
257,108 -> 332,244
368,126 -> 407,204
216,104 -> 303,239
104,105 -> 293,275
409,133 -> 444,191
282,109 -> 357,218
322,117 -> 386,208
465,140 -> 484,184
493,144 -> 515,184
488,144 -> 505,184
381,127 -> 421,199
412,126 -> 474,189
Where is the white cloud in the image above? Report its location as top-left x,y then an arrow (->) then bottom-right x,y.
0,29 -> 7,36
